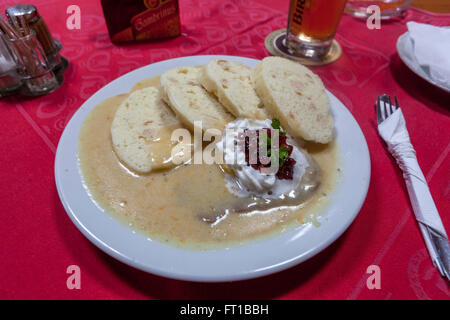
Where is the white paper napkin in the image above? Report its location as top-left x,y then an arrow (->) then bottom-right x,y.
407,21 -> 450,89
378,108 -> 447,238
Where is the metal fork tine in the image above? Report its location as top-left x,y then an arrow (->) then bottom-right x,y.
376,96 -> 382,124
390,96 -> 396,114
377,94 -> 401,124
394,96 -> 400,111
387,96 -> 393,117
382,97 -> 388,119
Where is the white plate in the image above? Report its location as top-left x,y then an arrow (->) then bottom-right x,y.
55,55 -> 370,282
397,31 -> 450,93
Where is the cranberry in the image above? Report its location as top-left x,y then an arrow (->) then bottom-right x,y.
242,126 -> 296,180
276,158 -> 297,180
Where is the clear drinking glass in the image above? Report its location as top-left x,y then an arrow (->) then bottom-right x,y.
345,0 -> 412,19
286,0 -> 348,61
4,29 -> 59,96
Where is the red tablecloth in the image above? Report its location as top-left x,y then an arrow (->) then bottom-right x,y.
0,0 -> 449,300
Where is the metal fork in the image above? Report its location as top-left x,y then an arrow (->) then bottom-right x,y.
376,94 -> 399,124
377,94 -> 450,280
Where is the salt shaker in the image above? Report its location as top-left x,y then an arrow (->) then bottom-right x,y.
4,29 -> 60,96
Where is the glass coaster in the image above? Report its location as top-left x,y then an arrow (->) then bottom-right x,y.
265,29 -> 342,66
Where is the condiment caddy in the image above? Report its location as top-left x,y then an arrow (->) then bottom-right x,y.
0,4 -> 68,97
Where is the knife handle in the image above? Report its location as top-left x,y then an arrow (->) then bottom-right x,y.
420,223 -> 450,280
394,150 -> 450,279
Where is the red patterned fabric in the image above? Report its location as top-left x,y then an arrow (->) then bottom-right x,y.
0,0 -> 449,300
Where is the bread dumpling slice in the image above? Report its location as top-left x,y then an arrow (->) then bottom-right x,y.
111,87 -> 182,173
160,66 -> 234,131
200,59 -> 268,120
252,57 -> 334,144
160,66 -> 200,101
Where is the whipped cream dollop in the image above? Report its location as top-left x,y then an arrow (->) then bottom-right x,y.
217,118 -> 310,199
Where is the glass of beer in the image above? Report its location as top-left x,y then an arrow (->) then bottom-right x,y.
286,0 -> 348,61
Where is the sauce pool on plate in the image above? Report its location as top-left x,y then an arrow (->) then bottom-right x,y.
77,76 -> 340,250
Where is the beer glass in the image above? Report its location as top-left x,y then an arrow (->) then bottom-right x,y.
286,0 -> 347,61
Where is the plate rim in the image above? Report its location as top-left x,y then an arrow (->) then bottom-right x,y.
396,31 -> 450,93
55,55 -> 371,282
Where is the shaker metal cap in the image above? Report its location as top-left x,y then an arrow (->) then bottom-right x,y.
5,4 -> 38,21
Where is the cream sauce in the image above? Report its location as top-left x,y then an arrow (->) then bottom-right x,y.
78,76 -> 340,250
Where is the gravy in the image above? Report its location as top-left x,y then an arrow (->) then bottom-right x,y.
78,77 -> 340,249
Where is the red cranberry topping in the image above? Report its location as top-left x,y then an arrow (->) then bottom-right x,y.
276,158 -> 296,180
242,127 -> 295,180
